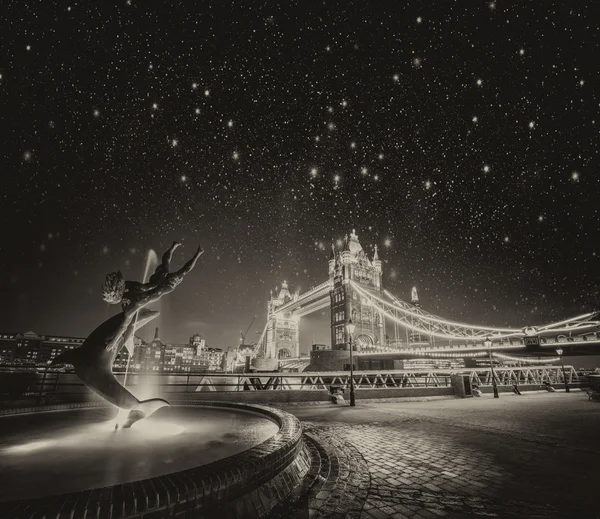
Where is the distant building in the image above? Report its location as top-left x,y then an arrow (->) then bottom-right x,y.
0,331 -> 84,365
0,327 -> 225,373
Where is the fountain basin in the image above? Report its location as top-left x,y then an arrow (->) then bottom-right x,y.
0,401 -> 311,518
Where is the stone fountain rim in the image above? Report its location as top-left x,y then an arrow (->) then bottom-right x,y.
0,400 -> 307,519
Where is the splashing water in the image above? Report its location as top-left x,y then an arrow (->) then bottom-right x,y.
114,249 -> 158,428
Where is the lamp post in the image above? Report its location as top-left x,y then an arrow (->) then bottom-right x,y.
484,337 -> 499,398
346,319 -> 356,406
556,347 -> 570,393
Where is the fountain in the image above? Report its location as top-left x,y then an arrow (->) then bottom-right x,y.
0,242 -> 313,518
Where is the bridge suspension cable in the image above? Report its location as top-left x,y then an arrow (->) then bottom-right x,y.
350,281 -> 598,341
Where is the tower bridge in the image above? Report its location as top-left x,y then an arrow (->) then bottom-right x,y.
237,230 -> 600,370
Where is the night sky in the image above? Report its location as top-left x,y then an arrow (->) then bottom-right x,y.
1,1 -> 598,352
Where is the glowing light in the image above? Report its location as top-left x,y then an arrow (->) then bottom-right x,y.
528,121 -> 535,129
26,45 -> 31,51
23,150 -> 32,161
93,109 -> 100,117
538,215 -> 544,222
204,89 -> 210,96
333,174 -> 340,182
504,236 -> 509,243
476,78 -> 483,86
192,82 -> 198,89
425,180 -> 431,189
310,168 -> 317,177
361,167 -> 368,175
341,100 -> 347,107
181,175 -> 187,182
195,107 -> 200,114
579,80 -> 584,86
413,57 -> 422,67
378,153 -> 384,160
384,238 -> 391,247
571,171 -> 579,181
472,116 -> 478,123
519,48 -> 525,55
483,165 -> 490,173
233,151 -> 239,160
327,122 -> 335,131
171,139 -> 178,147
417,16 -> 422,23
227,120 -> 233,127
393,74 -> 399,82
350,142 -> 356,149
5,440 -> 51,454
152,103 -> 158,109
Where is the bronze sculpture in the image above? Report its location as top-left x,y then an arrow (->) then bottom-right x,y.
51,243 -> 204,428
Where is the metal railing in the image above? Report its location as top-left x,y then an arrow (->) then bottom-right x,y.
0,365 -> 579,407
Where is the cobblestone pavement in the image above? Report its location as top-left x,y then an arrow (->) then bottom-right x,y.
278,391 -> 600,519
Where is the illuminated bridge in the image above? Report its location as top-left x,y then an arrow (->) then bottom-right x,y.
236,230 -> 600,371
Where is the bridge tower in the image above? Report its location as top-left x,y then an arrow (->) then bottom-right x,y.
330,230 -> 385,350
265,281 -> 300,359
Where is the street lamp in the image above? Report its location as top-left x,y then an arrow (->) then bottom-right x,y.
346,319 -> 356,406
556,347 -> 570,393
484,336 -> 499,398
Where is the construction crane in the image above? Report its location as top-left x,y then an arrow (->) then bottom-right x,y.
240,315 -> 257,345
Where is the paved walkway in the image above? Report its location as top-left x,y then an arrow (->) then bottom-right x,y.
278,391 -> 600,518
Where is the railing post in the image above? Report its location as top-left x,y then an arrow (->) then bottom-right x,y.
37,369 -> 47,406
186,373 -> 190,393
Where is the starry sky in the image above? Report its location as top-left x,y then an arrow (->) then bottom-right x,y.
1,1 -> 598,353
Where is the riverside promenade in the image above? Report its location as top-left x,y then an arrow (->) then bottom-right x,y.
274,391 -> 600,519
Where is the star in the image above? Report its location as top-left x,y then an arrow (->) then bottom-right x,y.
181,175 -> 187,182
23,150 -> 32,161
152,103 -> 158,109
350,142 -> 356,149
472,116 -> 478,123
93,109 -> 100,117
204,89 -> 210,96
192,82 -> 198,89
504,236 -> 509,243
393,74 -> 399,82
571,171 -> 579,182
171,139 -> 178,147
195,107 -> 200,114
519,49 -> 525,55
529,121 -> 535,128
476,79 -> 483,86
26,45 -> 31,51
378,153 -> 384,160
227,120 -> 233,127
333,174 -> 340,182
538,215 -> 544,222
417,16 -> 422,23
310,168 -> 317,177
425,180 -> 431,189
384,238 -> 391,247
233,151 -> 239,160
483,165 -> 490,173
361,167 -> 368,175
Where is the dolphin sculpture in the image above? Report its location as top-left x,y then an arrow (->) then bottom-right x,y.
51,308 -> 169,428
51,242 -> 203,428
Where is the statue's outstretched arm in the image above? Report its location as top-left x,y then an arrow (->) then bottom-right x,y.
160,241 -> 181,269
176,246 -> 204,277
